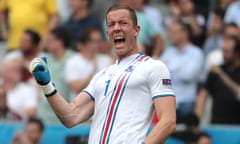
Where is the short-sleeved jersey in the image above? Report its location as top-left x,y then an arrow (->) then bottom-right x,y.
84,53 -> 175,144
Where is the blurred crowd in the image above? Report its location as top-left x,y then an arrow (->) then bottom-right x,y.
0,0 -> 240,143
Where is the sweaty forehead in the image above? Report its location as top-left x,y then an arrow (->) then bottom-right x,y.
106,9 -> 131,22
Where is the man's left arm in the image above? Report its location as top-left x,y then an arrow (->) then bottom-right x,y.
145,60 -> 176,144
145,96 -> 176,144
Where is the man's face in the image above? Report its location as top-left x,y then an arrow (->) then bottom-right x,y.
46,34 -> 61,54
224,26 -> 240,39
2,61 -> 22,84
26,123 -> 43,144
168,23 -> 184,46
222,37 -> 235,64
70,0 -> 88,11
19,33 -> 35,54
210,15 -> 223,32
106,9 -> 140,57
179,0 -> 194,14
84,31 -> 104,54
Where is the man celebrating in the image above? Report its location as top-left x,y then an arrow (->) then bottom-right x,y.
29,4 -> 176,144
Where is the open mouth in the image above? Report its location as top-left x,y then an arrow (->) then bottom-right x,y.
114,37 -> 126,45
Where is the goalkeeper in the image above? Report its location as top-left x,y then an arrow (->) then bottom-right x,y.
29,4 -> 176,144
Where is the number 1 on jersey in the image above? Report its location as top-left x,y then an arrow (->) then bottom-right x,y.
104,80 -> 111,96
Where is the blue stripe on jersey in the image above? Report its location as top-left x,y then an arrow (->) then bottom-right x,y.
99,54 -> 149,144
83,90 -> 95,101
99,74 -> 122,144
106,73 -> 132,143
152,94 -> 175,100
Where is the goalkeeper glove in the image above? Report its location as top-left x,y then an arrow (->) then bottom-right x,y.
29,57 -> 57,97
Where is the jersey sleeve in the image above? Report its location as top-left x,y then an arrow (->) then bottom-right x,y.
82,71 -> 102,101
148,60 -> 175,100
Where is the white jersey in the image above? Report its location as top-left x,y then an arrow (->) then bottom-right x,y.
84,53 -> 175,144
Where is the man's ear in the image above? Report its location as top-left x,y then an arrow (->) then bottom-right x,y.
134,25 -> 140,37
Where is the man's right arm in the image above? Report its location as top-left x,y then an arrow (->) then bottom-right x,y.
47,91 -> 94,128
29,57 -> 94,127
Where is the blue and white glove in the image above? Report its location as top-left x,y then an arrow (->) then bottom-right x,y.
29,57 -> 57,97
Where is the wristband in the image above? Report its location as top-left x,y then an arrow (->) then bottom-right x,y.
40,81 -> 57,97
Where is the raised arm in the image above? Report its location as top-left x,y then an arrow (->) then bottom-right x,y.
47,91 -> 94,127
145,60 -> 176,143
29,57 -> 94,127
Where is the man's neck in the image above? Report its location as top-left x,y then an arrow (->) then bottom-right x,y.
72,8 -> 89,20
117,48 -> 139,61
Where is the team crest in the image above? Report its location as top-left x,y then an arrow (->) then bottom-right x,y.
125,65 -> 135,72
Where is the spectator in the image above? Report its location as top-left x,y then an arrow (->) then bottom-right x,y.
2,59 -> 38,118
63,0 -> 103,50
143,0 -> 165,35
223,22 -> 240,39
203,8 -> 225,55
65,27 -> 112,95
224,0 -> 240,27
12,117 -> 44,144
0,85 -> 23,122
2,30 -> 43,112
4,29 -> 44,83
203,23 -> 240,80
104,0 -> 163,58
165,0 -> 206,47
38,27 -> 74,123
128,0 -> 164,57
0,0 -> 59,50
161,21 -> 204,125
196,133 -> 212,144
195,37 -> 240,124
